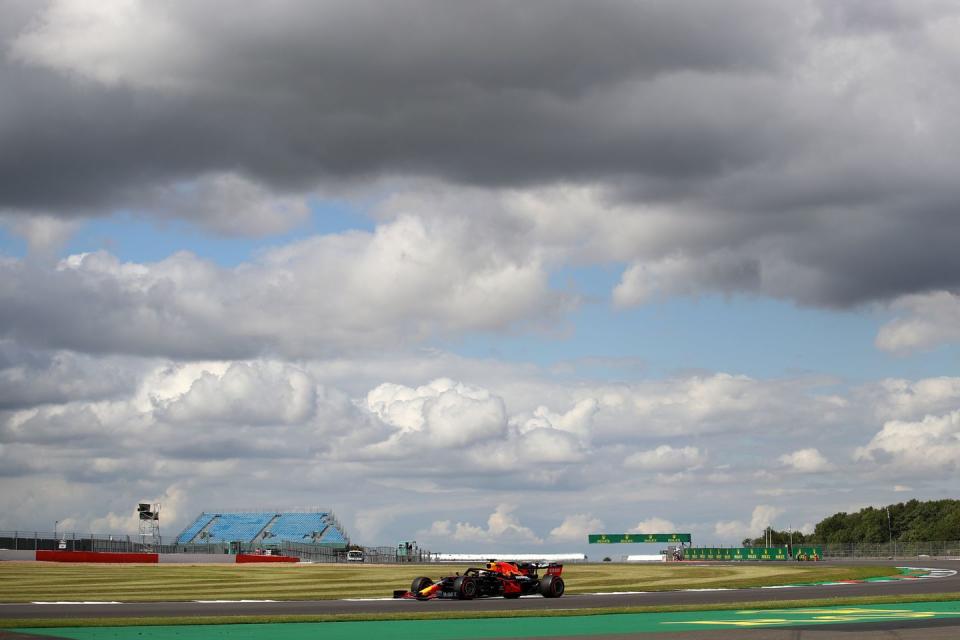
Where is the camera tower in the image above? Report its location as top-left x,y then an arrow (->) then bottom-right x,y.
137,502 -> 161,551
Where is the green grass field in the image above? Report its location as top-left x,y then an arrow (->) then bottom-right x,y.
0,562 -> 901,603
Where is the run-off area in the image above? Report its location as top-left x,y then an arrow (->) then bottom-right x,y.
12,601 -> 960,639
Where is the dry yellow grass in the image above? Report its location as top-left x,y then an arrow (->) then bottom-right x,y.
0,561 -> 899,603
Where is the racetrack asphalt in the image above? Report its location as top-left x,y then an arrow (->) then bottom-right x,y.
1,559 -> 957,621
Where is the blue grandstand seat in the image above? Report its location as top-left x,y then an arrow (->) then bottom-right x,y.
204,513 -> 274,542
320,527 -> 346,544
264,512 -> 330,542
176,511 -> 346,546
176,513 -> 215,544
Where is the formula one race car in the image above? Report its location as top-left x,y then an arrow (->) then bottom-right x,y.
393,560 -> 565,600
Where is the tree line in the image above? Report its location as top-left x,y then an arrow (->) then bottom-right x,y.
742,499 -> 960,546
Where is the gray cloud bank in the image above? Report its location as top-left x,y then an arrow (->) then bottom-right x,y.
0,215 -> 565,358
2,0 -> 794,201
1,347 -> 957,545
1,0 -> 960,313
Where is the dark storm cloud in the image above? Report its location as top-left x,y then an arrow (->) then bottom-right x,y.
0,64 -> 233,214
0,403 -> 112,447
2,0 -> 959,311
815,0 -> 949,35
0,341 -> 140,409
0,0 -> 795,211
0,259 -> 258,360
156,437 -> 308,462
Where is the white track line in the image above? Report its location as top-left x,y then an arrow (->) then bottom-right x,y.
759,585 -> 801,589
193,599 -> 277,603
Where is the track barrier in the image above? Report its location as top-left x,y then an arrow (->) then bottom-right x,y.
36,551 -> 158,563
3,550 -> 299,564
685,546 -> 822,561
236,553 -> 298,563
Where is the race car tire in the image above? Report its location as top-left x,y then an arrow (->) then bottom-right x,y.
411,576 -> 433,595
539,575 -> 565,598
453,576 -> 478,600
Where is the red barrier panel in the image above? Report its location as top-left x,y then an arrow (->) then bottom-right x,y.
37,551 -> 158,563
236,554 -> 298,563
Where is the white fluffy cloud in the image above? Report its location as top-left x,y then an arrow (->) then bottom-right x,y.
876,291 -> 960,353
867,377 -> 960,421
159,361 -> 316,426
11,0 -> 196,89
854,410 -> 960,471
585,373 -> 847,439
509,399 -> 598,444
362,378 -> 591,479
624,445 -> 706,471
629,517 -> 677,533
0,214 -> 80,256
778,448 -> 833,473
473,427 -> 585,467
366,378 -> 507,449
423,520 -> 452,537
445,505 -> 542,545
0,215 -> 563,358
88,485 -> 189,535
613,251 -> 760,306
550,514 -> 604,542
715,505 -> 785,540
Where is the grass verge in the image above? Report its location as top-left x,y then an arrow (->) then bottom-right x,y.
0,562 -> 902,602
4,592 -> 960,629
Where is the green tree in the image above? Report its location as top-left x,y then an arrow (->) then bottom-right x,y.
801,499 -> 960,544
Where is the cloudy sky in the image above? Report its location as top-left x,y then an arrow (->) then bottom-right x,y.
2,0 -> 959,553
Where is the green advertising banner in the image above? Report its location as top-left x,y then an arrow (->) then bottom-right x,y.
588,533 -> 691,544
684,546 -> 822,561
792,546 -> 823,561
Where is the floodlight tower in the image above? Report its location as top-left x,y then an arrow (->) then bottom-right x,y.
137,502 -> 161,551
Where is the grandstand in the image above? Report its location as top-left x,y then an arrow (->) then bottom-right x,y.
176,509 -> 348,549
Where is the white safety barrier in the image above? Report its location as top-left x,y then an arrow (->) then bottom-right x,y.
158,553 -> 234,564
430,553 -> 586,562
626,554 -> 666,562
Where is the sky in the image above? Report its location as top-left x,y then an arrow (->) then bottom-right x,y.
1,0 -> 959,555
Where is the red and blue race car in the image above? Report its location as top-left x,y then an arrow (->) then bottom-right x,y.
393,560 -> 565,600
